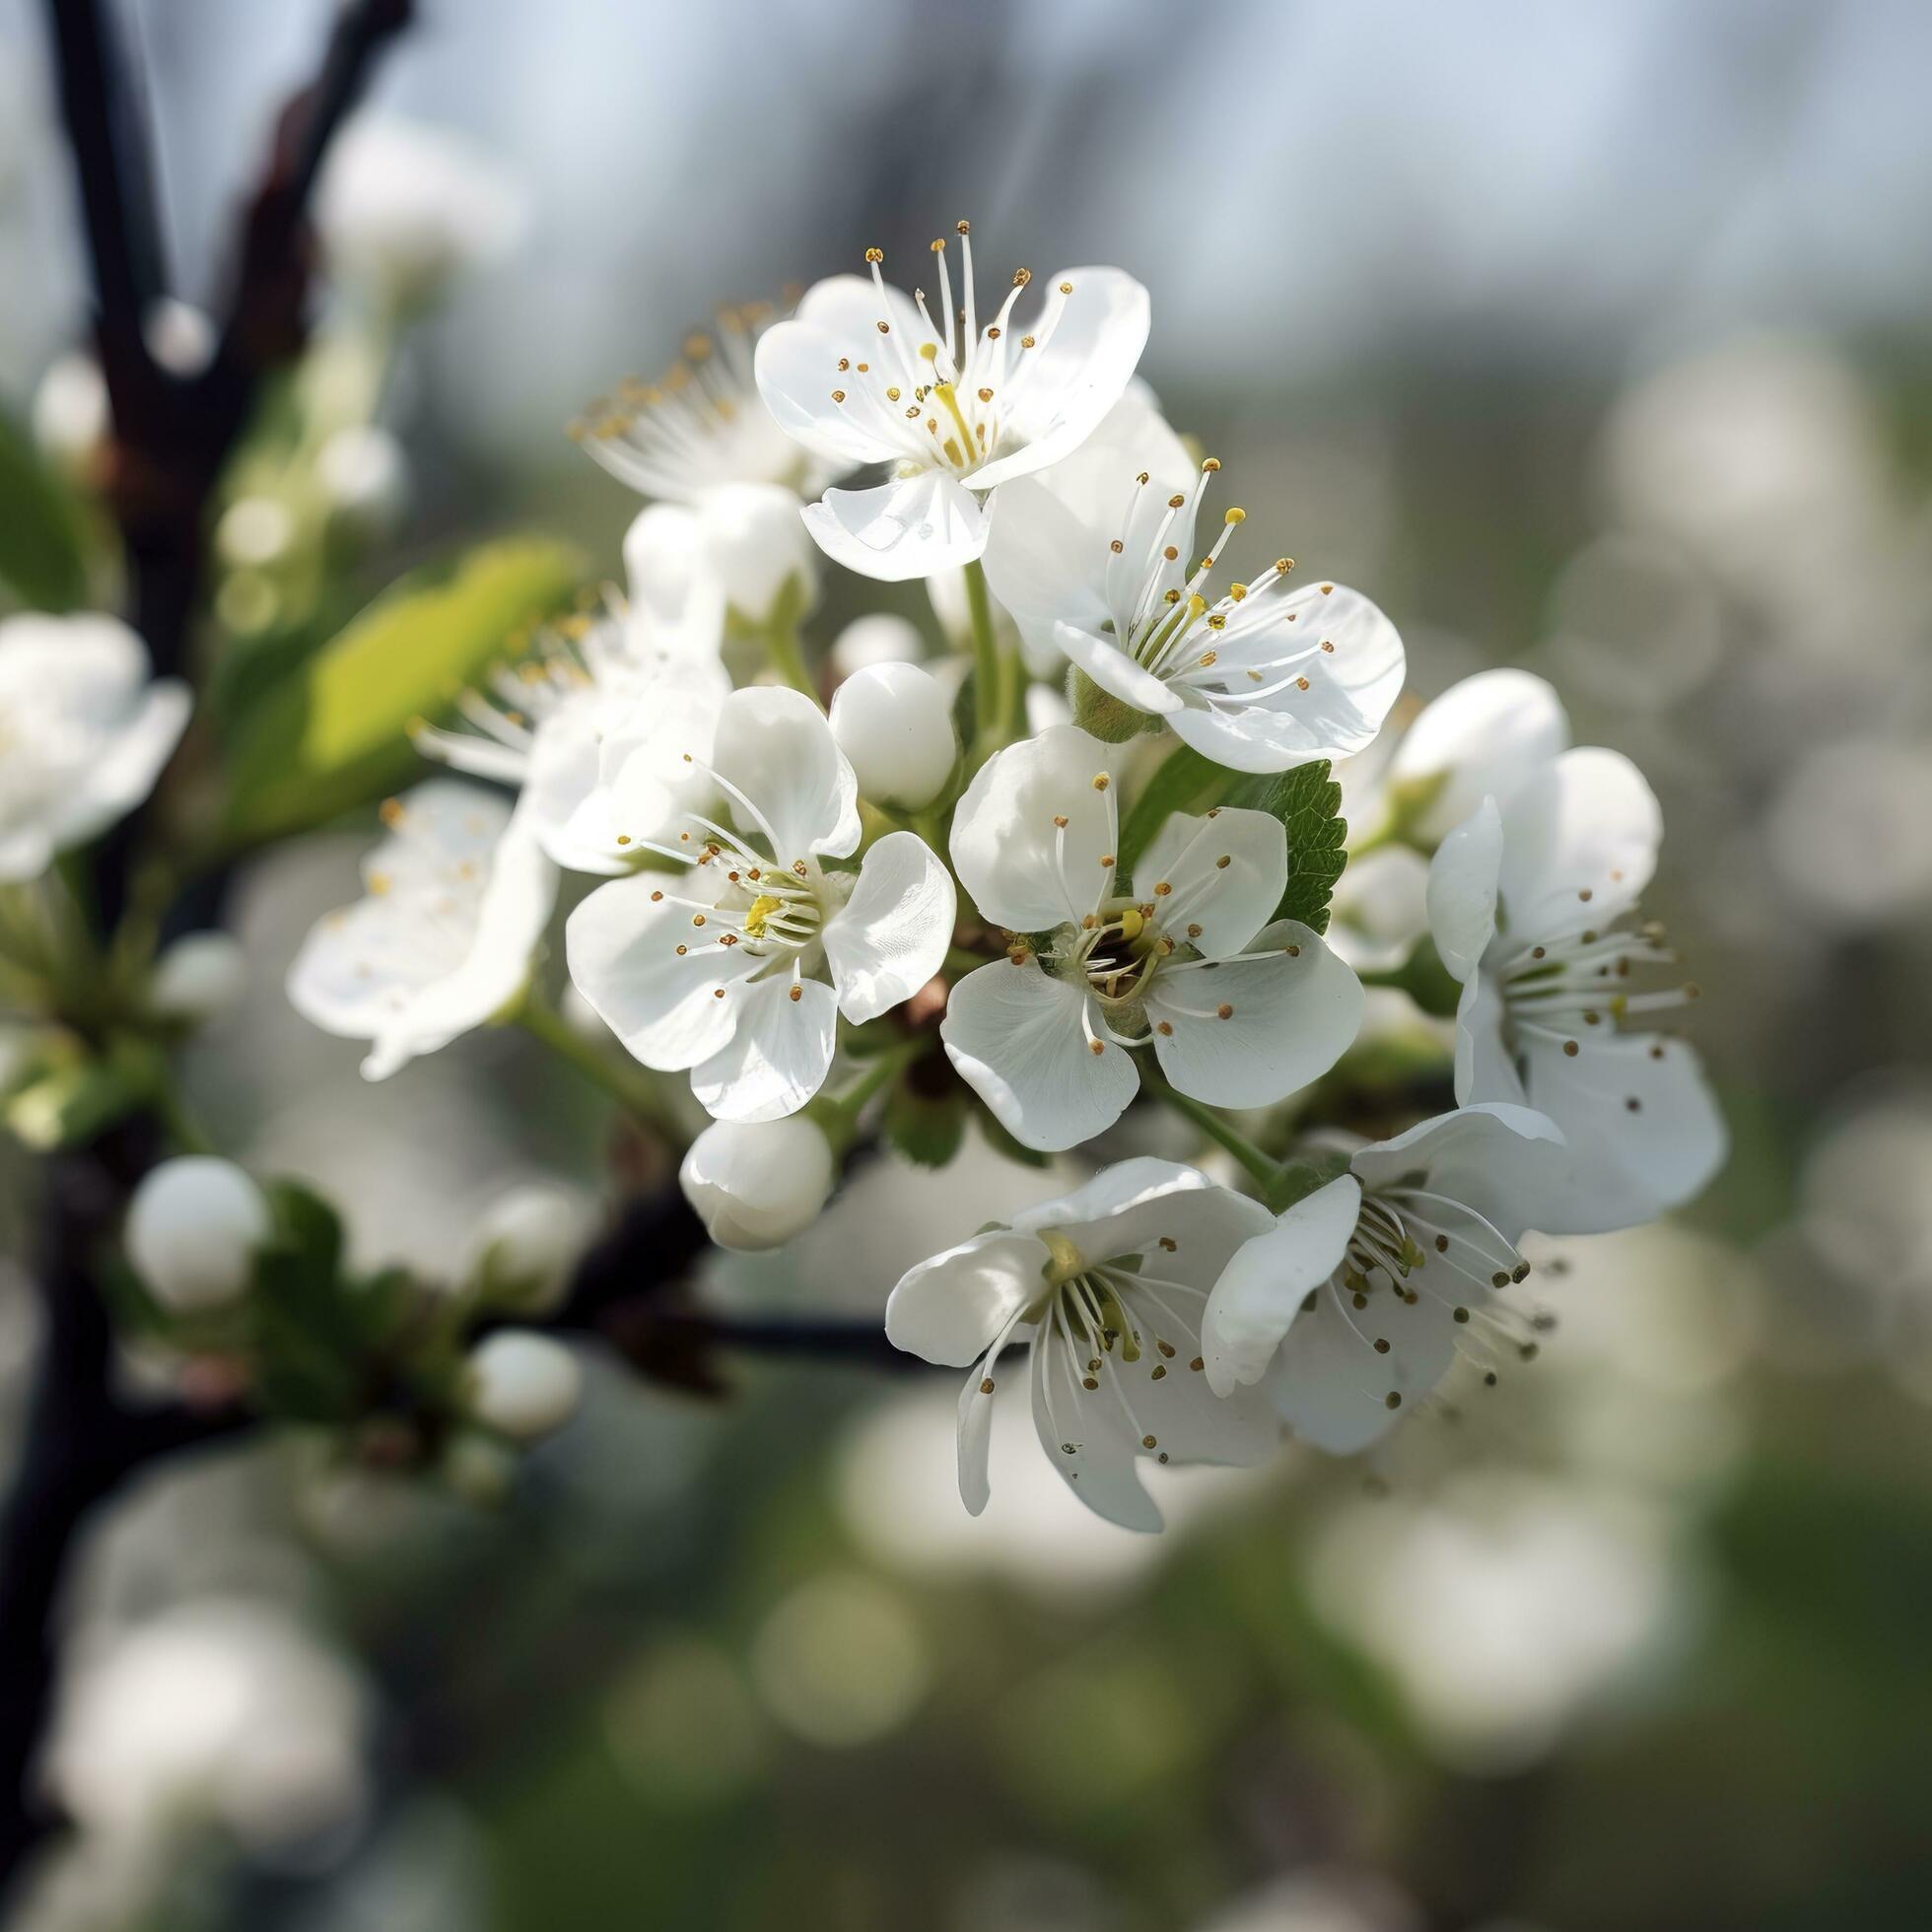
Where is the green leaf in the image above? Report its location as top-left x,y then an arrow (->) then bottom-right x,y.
1117,745 -> 1229,878
1226,758 -> 1348,934
884,1082 -> 967,1169
0,408 -> 91,611
220,537 -> 583,843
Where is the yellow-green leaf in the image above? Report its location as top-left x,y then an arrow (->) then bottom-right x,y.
221,537 -> 582,843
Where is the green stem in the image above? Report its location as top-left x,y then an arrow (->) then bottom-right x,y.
515,992 -> 681,1138
1148,1079 -> 1281,1196
762,619 -> 817,700
964,559 -> 1014,754
813,1037 -> 926,1149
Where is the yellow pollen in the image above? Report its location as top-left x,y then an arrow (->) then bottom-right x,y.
1224,507 -> 1246,525
864,246 -> 883,262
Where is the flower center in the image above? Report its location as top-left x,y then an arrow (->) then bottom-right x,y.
1492,913 -> 1701,1067
1311,1187 -> 1549,1412
1086,457 -> 1332,713
571,301 -> 805,499
822,226 -> 1085,482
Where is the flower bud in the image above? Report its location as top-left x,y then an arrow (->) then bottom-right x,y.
830,613 -> 925,681
316,425 -> 411,540
149,932 -> 249,1024
465,1331 -> 583,1442
465,1183 -> 590,1314
679,1118 -> 835,1252
696,482 -> 817,624
126,1157 -> 272,1313
828,662 -> 957,810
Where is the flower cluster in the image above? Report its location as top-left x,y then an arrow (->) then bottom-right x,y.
266,220 -> 1725,1528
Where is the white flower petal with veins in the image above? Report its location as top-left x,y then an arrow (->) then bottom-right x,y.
757,232 -> 1149,582
984,401 -> 1404,773
942,728 -> 1361,1150
566,689 -> 949,1122
885,1157 -> 1278,1529
287,780 -> 557,1081
0,613 -> 189,883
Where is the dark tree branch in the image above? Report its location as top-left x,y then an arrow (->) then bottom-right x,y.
43,0 -> 169,436
0,0 -> 418,1900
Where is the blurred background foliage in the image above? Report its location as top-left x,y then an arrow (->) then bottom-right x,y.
2,1 -> 1931,1927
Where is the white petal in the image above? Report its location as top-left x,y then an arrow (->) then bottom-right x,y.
1053,619 -> 1184,717
1016,1158 -> 1273,1287
1202,1176 -> 1362,1395
1327,844 -> 1431,975
1145,927 -> 1363,1110
1268,1273 -> 1461,1455
1453,969 -> 1523,1108
564,872 -> 762,1070
689,972 -> 839,1122
1493,747 -> 1661,940
948,725 -> 1121,933
969,268 -> 1151,489
801,472 -> 990,583
623,504 -> 729,661
940,959 -> 1138,1152
1137,805 -> 1286,959
363,812 -> 557,1079
1510,1030 -> 1728,1233
979,475 -> 1113,656
63,678 -> 191,847
1350,1102 -> 1568,1249
822,829 -> 955,1023
752,279 -> 923,470
711,685 -> 860,861
1388,666 -> 1570,842
885,1230 -> 1050,1367
1166,582 -> 1406,774
1029,1322 -> 1163,1532
1427,795 -> 1504,982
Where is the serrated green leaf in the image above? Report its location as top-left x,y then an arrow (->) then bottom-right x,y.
1117,745 -> 1230,877
1225,758 -> 1347,934
0,408 -> 91,611
220,536 -> 582,843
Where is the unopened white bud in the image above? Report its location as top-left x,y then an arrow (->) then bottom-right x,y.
315,425 -> 410,539
830,613 -> 925,681
32,353 -> 108,466
126,1157 -> 272,1313
679,1118 -> 835,1253
696,482 -> 817,623
465,1183 -> 590,1313
828,662 -> 957,810
149,932 -> 249,1023
216,496 -> 296,569
466,1331 -> 583,1441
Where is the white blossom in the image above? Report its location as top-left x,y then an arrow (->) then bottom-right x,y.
412,513 -> 731,876
565,688 -> 953,1122
941,726 -> 1361,1150
827,660 -> 957,810
1369,666 -> 1570,848
315,115 -> 526,314
465,1330 -> 583,1441
679,1116 -> 836,1251
756,226 -> 1149,580
125,1157 -> 272,1313
574,300 -> 835,504
147,931 -> 249,1024
884,1157 -> 1280,1530
1426,747 -> 1726,1228
981,393 -> 1405,771
0,613 -> 189,883
46,1601 -> 369,1856
287,781 -> 558,1081
463,1183 -> 593,1312
1204,1104 -> 1578,1453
